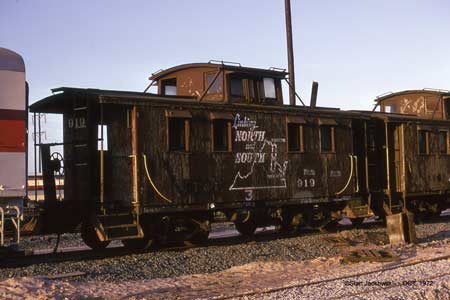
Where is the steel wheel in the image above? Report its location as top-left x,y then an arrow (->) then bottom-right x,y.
280,209 -> 304,234
234,220 -> 257,236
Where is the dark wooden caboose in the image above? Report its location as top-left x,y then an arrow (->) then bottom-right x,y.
30,62 -> 368,249
374,90 -> 450,219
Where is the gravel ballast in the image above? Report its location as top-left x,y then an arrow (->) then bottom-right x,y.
0,219 -> 450,299
0,219 -> 449,283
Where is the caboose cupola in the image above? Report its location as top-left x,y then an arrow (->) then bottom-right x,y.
148,61 -> 287,105
375,89 -> 450,120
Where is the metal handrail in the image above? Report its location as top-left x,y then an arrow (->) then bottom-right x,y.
0,206 -> 22,246
376,91 -> 394,99
208,60 -> 241,67
269,67 -> 287,72
151,69 -> 164,76
423,88 -> 450,93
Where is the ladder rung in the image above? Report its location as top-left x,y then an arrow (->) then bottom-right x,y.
103,223 -> 137,230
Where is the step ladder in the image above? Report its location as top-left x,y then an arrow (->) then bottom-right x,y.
95,212 -> 144,242
0,206 -> 21,247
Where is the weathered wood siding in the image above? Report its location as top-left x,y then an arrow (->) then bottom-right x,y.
404,123 -> 450,194
98,100 -> 356,208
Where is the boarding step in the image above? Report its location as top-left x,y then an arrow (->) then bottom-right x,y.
343,202 -> 374,219
96,213 -> 143,241
391,204 -> 403,213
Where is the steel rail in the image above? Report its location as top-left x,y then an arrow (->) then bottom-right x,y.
325,271 -> 450,300
208,252 -> 450,300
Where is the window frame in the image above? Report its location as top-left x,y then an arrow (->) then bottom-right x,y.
438,130 -> 449,155
166,110 -> 191,152
425,98 -> 438,113
417,129 -> 430,155
161,78 -> 177,96
384,104 -> 397,113
286,116 -> 305,153
229,76 -> 245,99
319,125 -> 336,154
262,77 -> 277,100
210,112 -> 233,153
204,71 -> 224,95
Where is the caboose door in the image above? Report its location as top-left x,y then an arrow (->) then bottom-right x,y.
64,96 -> 96,207
366,119 -> 388,192
386,122 -> 405,212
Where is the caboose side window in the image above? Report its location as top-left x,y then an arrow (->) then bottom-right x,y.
263,78 -> 276,99
230,78 -> 244,98
162,78 -> 177,96
205,72 -> 223,94
287,123 -> 304,152
286,116 -> 306,152
418,130 -> 429,155
385,105 -> 396,113
212,120 -> 231,152
168,118 -> 188,151
320,126 -> 335,153
166,110 -> 191,151
210,112 -> 233,152
439,131 -> 448,155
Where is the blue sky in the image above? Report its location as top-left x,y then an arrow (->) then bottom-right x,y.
1,0 -> 450,171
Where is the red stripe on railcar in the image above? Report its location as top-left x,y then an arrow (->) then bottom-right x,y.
0,119 -> 25,152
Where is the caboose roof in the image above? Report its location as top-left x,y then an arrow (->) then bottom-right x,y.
29,87 -> 197,113
29,86 -> 450,127
374,89 -> 450,102
148,62 -> 288,81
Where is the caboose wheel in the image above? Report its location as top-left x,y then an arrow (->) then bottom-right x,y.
280,210 -> 304,234
305,206 -> 331,229
234,220 -> 257,236
81,222 -> 110,250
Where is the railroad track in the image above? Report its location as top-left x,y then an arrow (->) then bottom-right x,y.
0,220 -> 385,265
325,271 -> 450,300
118,251 -> 450,300
1,214 -> 447,268
0,217 -> 448,299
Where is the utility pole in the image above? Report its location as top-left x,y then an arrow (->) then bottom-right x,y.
284,0 -> 296,106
